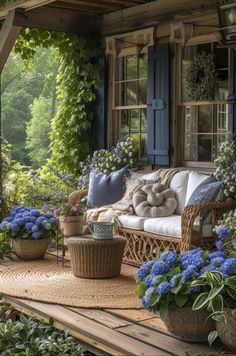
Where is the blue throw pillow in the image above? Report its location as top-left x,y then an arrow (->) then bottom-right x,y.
187,175 -> 222,221
87,167 -> 129,209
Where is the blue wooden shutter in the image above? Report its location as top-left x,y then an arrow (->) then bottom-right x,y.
92,55 -> 106,150
147,43 -> 170,165
228,49 -> 236,136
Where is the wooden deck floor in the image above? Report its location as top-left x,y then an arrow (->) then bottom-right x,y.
1,253 -> 223,356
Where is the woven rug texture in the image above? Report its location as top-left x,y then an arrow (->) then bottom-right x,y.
0,259 -> 141,309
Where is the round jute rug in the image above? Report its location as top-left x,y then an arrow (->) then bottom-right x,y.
0,260 -> 142,309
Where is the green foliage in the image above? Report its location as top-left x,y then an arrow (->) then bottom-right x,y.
26,96 -> 52,168
3,162 -> 77,211
0,313 -> 85,355
185,52 -> 218,101
2,48 -> 58,165
214,136 -> 236,199
14,28 -> 101,175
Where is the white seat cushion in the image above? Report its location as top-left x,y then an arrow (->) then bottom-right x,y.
169,171 -> 189,214
117,215 -> 147,230
144,215 -> 213,238
185,171 -> 209,204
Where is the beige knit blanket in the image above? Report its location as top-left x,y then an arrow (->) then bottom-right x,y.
86,168 -> 179,223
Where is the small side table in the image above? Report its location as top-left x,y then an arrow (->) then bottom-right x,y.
67,235 -> 126,279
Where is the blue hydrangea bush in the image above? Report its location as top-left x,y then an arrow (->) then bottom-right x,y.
215,209 -> 236,256
0,205 -> 58,240
136,248 -> 236,321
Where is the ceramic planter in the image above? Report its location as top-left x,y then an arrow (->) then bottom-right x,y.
59,215 -> 84,237
163,307 -> 215,342
12,238 -> 50,261
216,309 -> 236,352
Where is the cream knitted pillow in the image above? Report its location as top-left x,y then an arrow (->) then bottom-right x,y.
133,183 -> 177,217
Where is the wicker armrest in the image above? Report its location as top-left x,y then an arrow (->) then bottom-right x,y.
68,189 -> 88,206
181,200 -> 236,251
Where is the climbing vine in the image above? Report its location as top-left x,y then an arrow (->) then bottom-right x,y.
14,28 -> 101,175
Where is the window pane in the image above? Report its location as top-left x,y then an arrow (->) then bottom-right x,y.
138,79 -> 147,105
198,106 -> 212,133
141,109 -> 147,132
184,104 -> 228,162
130,109 -> 140,131
127,81 -> 138,105
139,54 -> 147,78
126,55 -> 137,80
120,111 -> 129,133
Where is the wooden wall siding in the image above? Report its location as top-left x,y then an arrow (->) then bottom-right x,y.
101,0 -> 218,36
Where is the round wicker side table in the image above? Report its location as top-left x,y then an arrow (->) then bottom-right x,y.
67,235 -> 126,279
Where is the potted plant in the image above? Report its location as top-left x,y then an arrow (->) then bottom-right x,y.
192,209 -> 236,351
54,202 -> 86,237
136,246 -> 236,342
0,205 -> 58,260
136,249 -> 216,342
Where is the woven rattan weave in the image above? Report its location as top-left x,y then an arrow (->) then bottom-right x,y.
67,235 -> 126,278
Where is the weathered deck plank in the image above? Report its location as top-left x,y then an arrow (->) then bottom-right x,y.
117,324 -> 214,356
4,296 -> 167,356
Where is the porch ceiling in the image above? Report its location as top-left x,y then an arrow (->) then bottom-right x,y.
47,0 -> 151,15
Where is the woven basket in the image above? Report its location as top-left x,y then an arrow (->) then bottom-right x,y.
164,307 -> 215,342
217,309 -> 236,352
67,235 -> 126,279
12,238 -> 50,261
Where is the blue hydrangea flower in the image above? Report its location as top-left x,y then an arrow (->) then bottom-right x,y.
216,240 -> 224,251
220,258 -> 236,276
151,261 -> 170,275
150,275 -> 163,287
136,261 -> 154,280
161,251 -> 177,266
216,226 -> 230,239
49,217 -> 56,224
9,223 -> 19,232
208,251 -> 226,259
32,225 -> 38,232
144,275 -> 153,288
157,281 -> 172,295
211,257 -> 225,266
25,222 -> 34,230
205,264 -> 218,272
182,267 -> 198,282
32,231 -> 42,239
30,209 -> 41,217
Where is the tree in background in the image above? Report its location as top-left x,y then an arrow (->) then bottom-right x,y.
1,47 -> 59,166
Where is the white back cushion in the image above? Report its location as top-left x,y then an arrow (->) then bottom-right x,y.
130,171 -> 158,180
185,171 -> 209,204
169,171 -> 189,214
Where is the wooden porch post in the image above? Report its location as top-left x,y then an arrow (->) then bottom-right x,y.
0,9 -> 22,216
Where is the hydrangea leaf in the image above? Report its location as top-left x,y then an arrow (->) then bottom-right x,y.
136,282 -> 147,298
175,294 -> 189,308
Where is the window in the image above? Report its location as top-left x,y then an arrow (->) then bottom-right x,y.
180,43 -> 229,165
113,53 -> 148,162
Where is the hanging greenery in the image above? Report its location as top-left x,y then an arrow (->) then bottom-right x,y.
14,28 -> 101,176
184,52 -> 218,101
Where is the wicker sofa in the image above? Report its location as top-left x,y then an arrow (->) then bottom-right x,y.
69,170 -> 236,266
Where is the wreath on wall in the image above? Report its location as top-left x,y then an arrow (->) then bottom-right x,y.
185,52 -> 218,101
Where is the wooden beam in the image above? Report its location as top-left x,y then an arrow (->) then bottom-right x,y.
101,0 -> 218,36
0,0 -> 56,19
13,6 -> 101,35
0,9 -> 21,72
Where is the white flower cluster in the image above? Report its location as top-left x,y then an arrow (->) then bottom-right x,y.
214,138 -> 236,200
78,137 -> 134,188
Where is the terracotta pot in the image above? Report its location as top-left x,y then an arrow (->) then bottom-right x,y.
59,215 -> 84,237
12,238 -> 50,261
216,309 -> 236,352
163,307 -> 215,342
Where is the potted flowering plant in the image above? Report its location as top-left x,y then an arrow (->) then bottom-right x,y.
0,205 -> 58,260
54,202 -> 86,237
136,247 -> 236,343
192,209 -> 236,350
